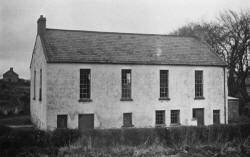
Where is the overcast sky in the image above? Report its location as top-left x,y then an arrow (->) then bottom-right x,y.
0,0 -> 249,79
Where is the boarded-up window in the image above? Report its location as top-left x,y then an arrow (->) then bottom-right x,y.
121,69 -> 131,99
80,69 -> 91,99
171,110 -> 180,124
57,115 -> 67,129
123,113 -> 132,127
160,70 -> 169,98
33,70 -> 36,100
39,69 -> 42,101
213,110 -> 220,125
195,71 -> 203,98
156,110 -> 165,125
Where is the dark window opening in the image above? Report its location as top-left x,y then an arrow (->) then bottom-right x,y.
213,110 -> 220,125
123,113 -> 133,127
121,69 -> 132,100
39,69 -> 42,101
57,115 -> 67,129
160,70 -> 169,98
195,70 -> 203,98
171,110 -> 180,124
33,70 -> 36,100
80,69 -> 91,99
156,110 -> 165,125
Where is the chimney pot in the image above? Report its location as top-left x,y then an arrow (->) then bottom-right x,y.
37,15 -> 46,36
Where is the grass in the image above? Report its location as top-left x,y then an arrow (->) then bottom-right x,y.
1,124 -> 250,156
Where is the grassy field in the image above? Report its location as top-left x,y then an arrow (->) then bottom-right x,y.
1,124 -> 250,157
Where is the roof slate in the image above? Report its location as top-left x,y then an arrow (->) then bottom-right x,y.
41,29 -> 226,66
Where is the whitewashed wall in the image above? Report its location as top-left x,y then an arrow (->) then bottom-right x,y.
45,63 -> 227,130
30,36 -> 47,130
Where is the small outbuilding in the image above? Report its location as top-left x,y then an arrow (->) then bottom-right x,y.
228,96 -> 239,123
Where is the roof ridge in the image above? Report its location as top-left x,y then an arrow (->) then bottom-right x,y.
45,28 -> 195,39
39,27 -> 226,67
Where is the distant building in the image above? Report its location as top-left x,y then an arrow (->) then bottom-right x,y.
3,67 -> 19,82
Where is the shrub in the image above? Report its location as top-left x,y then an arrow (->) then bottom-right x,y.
1,124 -> 250,156
0,125 -> 11,136
51,128 -> 81,147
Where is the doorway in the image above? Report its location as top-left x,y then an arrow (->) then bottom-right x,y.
78,114 -> 94,131
192,108 -> 204,126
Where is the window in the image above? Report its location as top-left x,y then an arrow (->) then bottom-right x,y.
155,110 -> 165,125
160,70 -> 169,99
80,69 -> 91,100
121,69 -> 132,100
123,113 -> 133,127
171,110 -> 180,124
213,110 -> 220,125
39,69 -> 42,101
57,115 -> 67,129
33,70 -> 36,100
195,70 -> 203,98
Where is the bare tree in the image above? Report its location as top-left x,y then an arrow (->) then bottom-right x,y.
172,10 -> 250,100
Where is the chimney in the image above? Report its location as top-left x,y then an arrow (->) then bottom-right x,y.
37,15 -> 46,36
10,67 -> 13,71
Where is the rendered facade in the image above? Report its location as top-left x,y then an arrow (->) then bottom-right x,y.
30,16 -> 228,130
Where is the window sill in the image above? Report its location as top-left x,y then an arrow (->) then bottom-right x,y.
78,98 -> 92,102
170,123 -> 181,126
120,98 -> 133,101
159,97 -> 170,101
194,97 -> 205,100
155,124 -> 166,128
122,124 -> 134,128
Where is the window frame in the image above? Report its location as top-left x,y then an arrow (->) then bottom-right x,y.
79,69 -> 92,102
123,112 -> 133,127
155,110 -> 165,126
121,69 -> 132,101
195,70 -> 204,99
170,110 -> 180,125
159,70 -> 169,100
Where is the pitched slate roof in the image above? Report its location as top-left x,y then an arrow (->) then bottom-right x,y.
41,29 -> 226,66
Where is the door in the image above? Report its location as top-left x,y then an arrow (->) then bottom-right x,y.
57,115 -> 67,129
78,114 -> 94,131
193,108 -> 204,126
